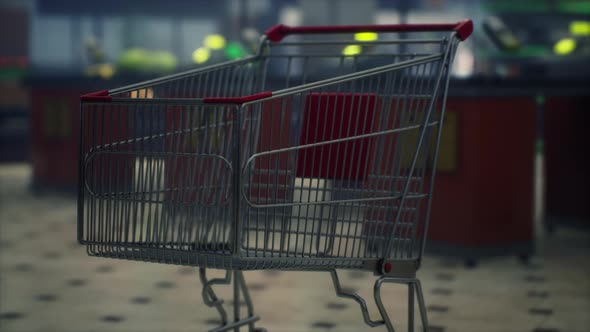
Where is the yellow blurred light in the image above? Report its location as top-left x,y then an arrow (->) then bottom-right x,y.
354,32 -> 378,42
84,63 -> 115,79
98,63 -> 115,79
342,45 -> 362,56
204,34 -> 226,50
192,47 -> 211,64
553,38 -> 576,55
570,21 -> 590,36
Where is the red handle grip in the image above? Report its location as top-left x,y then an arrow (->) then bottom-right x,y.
265,19 -> 473,42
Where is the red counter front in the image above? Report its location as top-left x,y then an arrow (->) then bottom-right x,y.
426,96 -> 536,259
30,89 -> 81,190
544,96 -> 590,225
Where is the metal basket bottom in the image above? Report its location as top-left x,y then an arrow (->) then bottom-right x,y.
83,243 -> 387,271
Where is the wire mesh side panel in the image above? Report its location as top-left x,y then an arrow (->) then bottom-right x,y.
239,46 -> 455,268
108,58 -> 265,100
259,33 -> 451,91
79,101 -> 240,268
106,33 -> 451,102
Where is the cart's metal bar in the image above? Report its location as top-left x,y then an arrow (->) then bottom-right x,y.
272,38 -> 444,46
109,56 -> 258,95
232,270 -> 240,332
231,106 -> 242,256
86,195 -> 232,207
404,45 -> 445,259
78,104 -> 86,243
255,53 -> 442,101
208,316 -> 260,332
397,59 -> 430,259
263,53 -> 434,58
384,38 -> 452,259
241,119 -> 438,207
100,57 -> 440,107
418,36 -> 460,267
373,277 -> 429,332
93,56 -> 441,106
93,97 -> 208,104
86,121 -> 236,156
83,151 -> 231,199
85,150 -> 231,162
330,270 -> 385,327
244,120 -> 437,163
244,193 -> 427,209
200,268 -> 230,325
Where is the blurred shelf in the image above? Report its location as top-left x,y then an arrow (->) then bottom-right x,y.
448,76 -> 590,97
37,0 -> 226,17
484,0 -> 590,15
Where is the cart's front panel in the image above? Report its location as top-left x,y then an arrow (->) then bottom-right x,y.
79,101 -> 242,268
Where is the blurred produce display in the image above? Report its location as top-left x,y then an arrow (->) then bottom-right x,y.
117,49 -> 177,73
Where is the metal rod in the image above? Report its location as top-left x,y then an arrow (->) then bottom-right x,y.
330,270 -> 385,328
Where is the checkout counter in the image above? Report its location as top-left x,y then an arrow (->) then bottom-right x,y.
428,77 -> 589,264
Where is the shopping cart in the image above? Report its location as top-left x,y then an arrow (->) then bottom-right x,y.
79,20 -> 472,332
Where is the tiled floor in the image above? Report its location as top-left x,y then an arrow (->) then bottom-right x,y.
1,164 -> 589,332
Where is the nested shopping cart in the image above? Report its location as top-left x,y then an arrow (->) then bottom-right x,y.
79,20 -> 472,332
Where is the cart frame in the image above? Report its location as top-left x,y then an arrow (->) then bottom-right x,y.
79,20 -> 472,332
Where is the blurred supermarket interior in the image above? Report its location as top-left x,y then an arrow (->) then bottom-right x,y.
0,0 -> 589,331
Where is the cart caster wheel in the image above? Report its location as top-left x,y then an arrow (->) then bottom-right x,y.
254,328 -> 267,332
464,258 -> 478,269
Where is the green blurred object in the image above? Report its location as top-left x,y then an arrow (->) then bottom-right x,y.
481,45 -> 550,58
0,67 -> 27,81
117,48 -> 177,73
149,51 -> 177,72
484,0 -> 551,13
559,1 -> 590,14
483,16 -> 521,51
536,139 -> 544,154
485,0 -> 590,14
515,45 -> 550,57
570,21 -> 590,36
225,42 -> 247,60
117,48 -> 150,71
553,38 -> 577,55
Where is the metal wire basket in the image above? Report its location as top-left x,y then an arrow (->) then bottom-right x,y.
79,20 -> 472,332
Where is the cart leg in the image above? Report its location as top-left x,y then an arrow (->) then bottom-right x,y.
236,271 -> 263,332
414,279 -> 429,331
374,277 -> 396,332
329,270 -> 429,332
199,268 -> 264,332
329,270 -> 390,330
374,277 -> 429,332
233,271 -> 240,332
408,283 -> 415,332
200,267 -> 230,325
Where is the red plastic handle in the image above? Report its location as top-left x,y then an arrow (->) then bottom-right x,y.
80,90 -> 112,102
203,91 -> 273,104
265,19 -> 473,42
